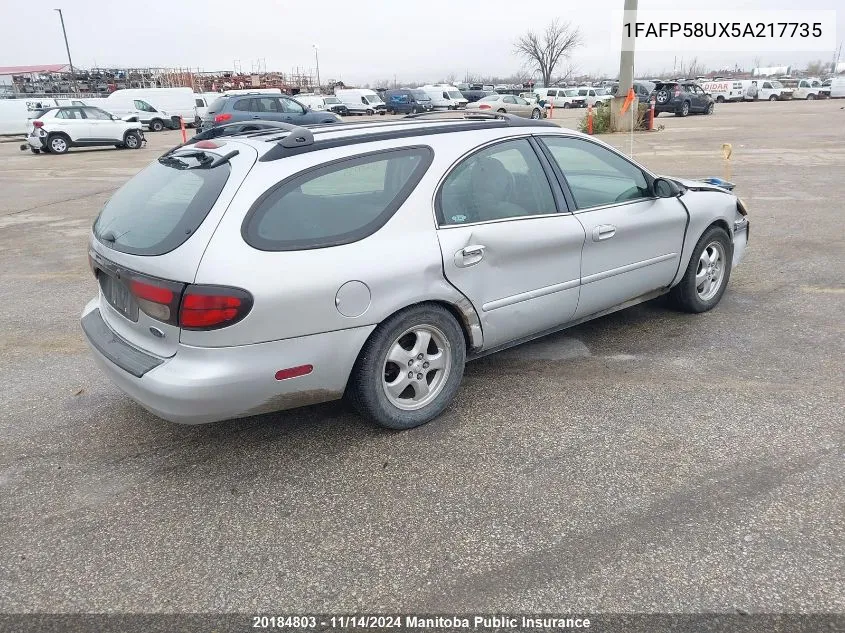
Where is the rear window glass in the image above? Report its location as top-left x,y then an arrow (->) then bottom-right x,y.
207,97 -> 226,113
242,147 -> 432,251
93,155 -> 230,256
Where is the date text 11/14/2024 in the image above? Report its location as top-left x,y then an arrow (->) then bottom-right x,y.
251,615 -> 593,629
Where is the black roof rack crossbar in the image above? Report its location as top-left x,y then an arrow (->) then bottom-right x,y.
259,120 -> 516,162
402,111 -> 558,128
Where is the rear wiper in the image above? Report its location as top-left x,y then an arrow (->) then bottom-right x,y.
158,155 -> 191,170
205,149 -> 240,169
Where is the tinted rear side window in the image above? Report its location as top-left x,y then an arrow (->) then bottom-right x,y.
93,156 -> 230,256
243,147 -> 432,251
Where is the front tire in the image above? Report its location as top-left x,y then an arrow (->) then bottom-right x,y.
807,93 -> 815,101
668,225 -> 733,313
345,304 -> 466,430
149,119 -> 164,132
124,130 -> 142,149
29,148 -> 40,154
768,95 -> 778,102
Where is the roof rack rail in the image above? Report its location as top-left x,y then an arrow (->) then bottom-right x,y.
161,120 -> 296,155
403,110 -> 557,127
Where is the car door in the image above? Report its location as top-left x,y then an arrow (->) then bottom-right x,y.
538,135 -> 688,319
502,95 -> 518,114
512,95 -> 532,116
278,96 -> 308,123
53,107 -> 89,140
82,107 -> 121,140
760,81 -> 773,99
435,137 -> 585,350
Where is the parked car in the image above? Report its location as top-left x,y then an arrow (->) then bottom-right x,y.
197,94 -> 340,131
652,81 -> 715,117
576,86 -> 613,108
420,85 -> 468,110
384,89 -> 435,114
608,81 -> 657,102
22,105 -> 144,154
466,94 -> 543,119
334,89 -> 387,115
460,89 -> 496,104
295,93 -> 349,116
535,88 -> 586,109
81,114 -> 749,429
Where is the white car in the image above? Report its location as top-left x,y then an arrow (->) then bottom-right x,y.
576,86 -> 613,107
24,105 -> 145,154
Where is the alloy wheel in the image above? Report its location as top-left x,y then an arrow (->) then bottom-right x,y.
382,325 -> 452,411
695,241 -> 726,301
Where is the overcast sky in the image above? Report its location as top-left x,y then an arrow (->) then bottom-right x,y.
1,0 -> 841,83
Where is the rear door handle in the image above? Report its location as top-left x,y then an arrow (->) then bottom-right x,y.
592,224 -> 616,241
454,244 -> 485,267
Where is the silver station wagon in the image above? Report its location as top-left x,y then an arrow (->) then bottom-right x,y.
82,114 -> 749,429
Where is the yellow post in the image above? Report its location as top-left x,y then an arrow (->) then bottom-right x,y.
721,143 -> 732,183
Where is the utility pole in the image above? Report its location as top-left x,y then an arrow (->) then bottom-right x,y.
611,0 -> 637,131
54,9 -> 78,95
313,45 -> 321,93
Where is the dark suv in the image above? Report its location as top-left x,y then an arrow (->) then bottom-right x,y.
199,93 -> 340,131
652,82 -> 715,117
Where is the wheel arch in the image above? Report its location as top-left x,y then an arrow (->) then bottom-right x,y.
671,214 -> 734,288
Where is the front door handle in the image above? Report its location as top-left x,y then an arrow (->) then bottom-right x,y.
454,244 -> 486,267
592,224 -> 617,241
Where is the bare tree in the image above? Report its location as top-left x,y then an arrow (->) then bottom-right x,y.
806,59 -> 825,75
514,19 -> 582,87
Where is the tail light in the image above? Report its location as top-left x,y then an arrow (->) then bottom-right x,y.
179,285 -> 253,330
128,277 -> 183,325
674,87 -> 681,98
478,104 -> 491,110
213,113 -> 232,123
33,121 -> 44,128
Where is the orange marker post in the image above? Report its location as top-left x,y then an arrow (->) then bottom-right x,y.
179,116 -> 187,143
587,104 -> 593,135
547,102 -> 553,119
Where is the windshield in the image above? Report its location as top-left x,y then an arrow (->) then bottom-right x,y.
364,95 -> 384,105
771,81 -> 784,89
323,97 -> 341,104
93,156 -> 231,256
410,90 -> 430,101
565,89 -> 579,97
447,91 -> 463,100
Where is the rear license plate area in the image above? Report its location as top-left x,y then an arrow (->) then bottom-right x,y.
99,271 -> 139,321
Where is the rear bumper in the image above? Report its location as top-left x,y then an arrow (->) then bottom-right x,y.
81,299 -> 375,424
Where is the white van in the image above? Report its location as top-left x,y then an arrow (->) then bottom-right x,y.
334,89 -> 386,115
420,85 -> 468,110
534,88 -> 586,108
193,92 -> 224,124
829,77 -> 845,99
106,88 -> 197,129
700,80 -> 744,103
756,80 -> 793,101
792,78 -> 824,100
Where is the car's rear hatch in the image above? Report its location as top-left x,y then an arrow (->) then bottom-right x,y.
88,141 -> 258,358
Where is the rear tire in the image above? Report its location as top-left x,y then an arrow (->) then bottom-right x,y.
497,108 -> 507,113
676,101 -> 690,117
716,95 -> 725,103
530,108 -> 541,119
47,134 -> 69,154
706,102 -> 715,115
345,304 -> 466,430
668,225 -> 733,313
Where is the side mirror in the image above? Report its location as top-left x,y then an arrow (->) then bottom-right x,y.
653,177 -> 681,198
111,115 -> 119,120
